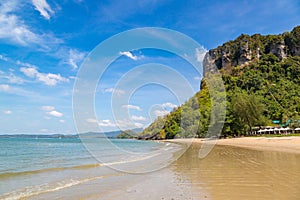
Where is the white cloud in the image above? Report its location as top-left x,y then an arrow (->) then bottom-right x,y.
0,54 -> 8,61
194,76 -> 201,80
104,88 -> 125,95
42,106 -> 63,118
47,110 -> 63,117
122,104 -> 142,111
0,1 -> 40,46
133,122 -> 143,128
151,102 -> 177,117
85,117 -> 145,129
59,119 -> 65,123
20,67 -> 37,78
96,118 -> 144,129
119,51 -> 139,60
20,67 -> 69,86
86,118 -> 118,127
68,49 -> 86,70
31,0 -> 54,20
161,102 -> 177,109
195,47 -> 207,62
115,119 -> 144,129
15,60 -> 37,68
6,73 -> 25,84
0,1 -> 62,49
98,119 -> 117,127
0,1 -> 84,75
0,84 -> 10,91
4,110 -> 12,114
41,105 -> 55,111
131,115 -> 147,121
38,73 -> 69,86
85,118 -> 98,123
153,109 -> 169,117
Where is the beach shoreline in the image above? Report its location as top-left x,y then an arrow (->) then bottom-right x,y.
164,136 -> 300,154
3,136 -> 300,200
164,136 -> 300,200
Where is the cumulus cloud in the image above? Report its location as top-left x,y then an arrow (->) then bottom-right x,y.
47,110 -> 63,117
115,119 -> 144,129
0,84 -> 10,91
131,115 -> 147,121
98,119 -> 117,127
153,109 -> 169,117
86,118 -> 117,127
195,47 -> 207,62
161,102 -> 178,109
104,88 -> 125,96
31,0 -> 54,20
20,67 -> 37,78
0,1 -> 42,46
42,106 -> 63,117
0,1 -> 62,50
96,118 -> 144,129
68,49 -> 86,70
85,118 -> 98,123
20,67 -> 69,86
0,54 -> 8,61
119,51 -> 139,60
133,122 -> 143,128
122,104 -> 142,111
3,110 -> 12,114
6,73 -> 25,84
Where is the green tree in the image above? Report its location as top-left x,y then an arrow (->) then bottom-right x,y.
231,91 -> 266,134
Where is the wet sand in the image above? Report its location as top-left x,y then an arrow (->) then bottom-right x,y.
170,137 -> 300,200
101,136 -> 300,199
24,137 -> 300,199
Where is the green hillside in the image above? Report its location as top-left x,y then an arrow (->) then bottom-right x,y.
140,26 -> 300,139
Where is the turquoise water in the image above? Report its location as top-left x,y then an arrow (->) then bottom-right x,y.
0,136 -> 181,199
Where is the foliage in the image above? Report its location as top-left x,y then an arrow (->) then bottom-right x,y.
139,26 -> 300,139
231,91 -> 266,133
117,130 -> 138,139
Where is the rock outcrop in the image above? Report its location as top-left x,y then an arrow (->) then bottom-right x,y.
204,26 -> 300,76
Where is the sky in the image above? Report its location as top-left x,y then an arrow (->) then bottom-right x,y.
0,0 -> 299,134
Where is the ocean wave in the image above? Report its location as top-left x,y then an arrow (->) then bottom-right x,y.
0,176 -> 105,200
0,151 -> 163,181
0,163 -> 102,180
0,153 -> 165,199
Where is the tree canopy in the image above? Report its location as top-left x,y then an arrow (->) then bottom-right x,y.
139,26 -> 300,139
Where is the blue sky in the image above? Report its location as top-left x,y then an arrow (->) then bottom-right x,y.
0,0 -> 299,134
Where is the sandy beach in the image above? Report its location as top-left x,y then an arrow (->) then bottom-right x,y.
167,136 -> 300,154
3,136 -> 300,200
103,136 -> 300,200
164,136 -> 300,200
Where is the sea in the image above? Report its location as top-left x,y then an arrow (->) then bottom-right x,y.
0,136 -> 184,200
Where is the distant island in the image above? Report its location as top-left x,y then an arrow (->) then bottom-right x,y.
139,26 -> 300,139
0,128 -> 143,139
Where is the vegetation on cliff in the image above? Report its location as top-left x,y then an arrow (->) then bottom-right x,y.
139,26 -> 300,139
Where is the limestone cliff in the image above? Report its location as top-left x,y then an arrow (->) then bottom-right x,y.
204,26 -> 300,76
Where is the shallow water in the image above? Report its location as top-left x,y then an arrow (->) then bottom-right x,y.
0,137 -> 182,199
173,143 -> 300,200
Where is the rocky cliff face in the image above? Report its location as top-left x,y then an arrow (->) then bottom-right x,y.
204,26 -> 300,76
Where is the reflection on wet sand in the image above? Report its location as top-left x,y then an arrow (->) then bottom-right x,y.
173,143 -> 300,200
